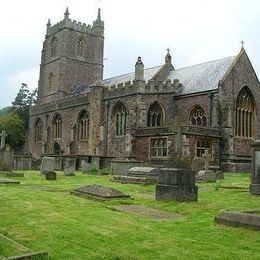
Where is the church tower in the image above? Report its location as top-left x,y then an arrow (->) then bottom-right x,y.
37,8 -> 104,103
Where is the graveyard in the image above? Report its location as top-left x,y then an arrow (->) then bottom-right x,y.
0,170 -> 260,259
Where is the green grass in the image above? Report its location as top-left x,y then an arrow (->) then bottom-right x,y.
0,171 -> 260,259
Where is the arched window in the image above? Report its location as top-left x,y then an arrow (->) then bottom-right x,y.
35,119 -> 43,142
114,103 -> 127,135
190,106 -> 207,126
48,72 -> 54,91
77,37 -> 84,56
53,114 -> 62,139
147,102 -> 164,127
51,37 -> 58,57
78,110 -> 89,140
235,87 -> 255,137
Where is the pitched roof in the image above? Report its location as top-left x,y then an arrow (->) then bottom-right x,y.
166,56 -> 236,95
103,65 -> 163,86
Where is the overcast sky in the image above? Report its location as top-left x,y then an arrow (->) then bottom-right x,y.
1,0 -> 260,108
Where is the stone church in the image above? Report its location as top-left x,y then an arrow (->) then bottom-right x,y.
28,8 -> 260,172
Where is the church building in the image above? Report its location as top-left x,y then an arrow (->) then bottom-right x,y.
28,8 -> 260,172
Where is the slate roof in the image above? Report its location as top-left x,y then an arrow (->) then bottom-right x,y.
103,65 -> 163,86
73,83 -> 90,95
167,56 -> 236,95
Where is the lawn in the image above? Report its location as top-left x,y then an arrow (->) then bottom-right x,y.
0,171 -> 260,259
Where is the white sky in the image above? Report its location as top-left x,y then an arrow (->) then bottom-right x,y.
1,0 -> 260,108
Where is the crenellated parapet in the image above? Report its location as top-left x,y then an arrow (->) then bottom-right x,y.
46,8 -> 104,37
104,78 -> 182,98
30,93 -> 90,116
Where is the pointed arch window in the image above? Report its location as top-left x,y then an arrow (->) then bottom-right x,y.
53,114 -> 62,139
35,119 -> 43,142
51,37 -> 58,57
114,103 -> 127,136
77,38 -> 84,56
48,72 -> 54,91
78,111 -> 89,140
147,102 -> 163,127
190,106 -> 207,126
235,87 -> 255,138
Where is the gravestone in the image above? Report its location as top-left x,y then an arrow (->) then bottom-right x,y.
71,184 -> 131,201
64,166 -> 75,176
156,168 -> 198,202
0,130 -> 6,149
196,150 -> 217,182
41,157 -> 55,174
45,171 -> 56,180
214,210 -> 260,231
250,140 -> 260,195
113,167 -> 159,184
0,144 -> 13,172
81,160 -> 92,173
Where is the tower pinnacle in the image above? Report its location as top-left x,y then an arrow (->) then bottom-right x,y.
64,7 -> 70,20
97,8 -> 101,21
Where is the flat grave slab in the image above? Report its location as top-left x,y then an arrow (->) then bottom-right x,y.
0,179 -> 20,184
71,184 -> 131,201
215,210 -> 260,231
113,205 -> 183,220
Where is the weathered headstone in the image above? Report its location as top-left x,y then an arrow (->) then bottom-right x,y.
0,130 -> 6,149
113,167 -> 159,184
41,157 -> 55,174
196,150 -> 217,182
156,168 -> 198,202
214,210 -> 260,231
250,140 -> 260,195
45,171 -> 57,180
0,144 -> 13,172
64,166 -> 75,176
81,160 -> 92,173
71,184 -> 130,201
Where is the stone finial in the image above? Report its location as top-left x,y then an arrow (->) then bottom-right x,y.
241,40 -> 244,49
97,8 -> 101,21
165,48 -> 172,64
64,7 -> 70,20
134,57 -> 144,81
46,19 -> 51,28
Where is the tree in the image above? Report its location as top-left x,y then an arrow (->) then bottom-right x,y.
12,83 -> 37,129
0,113 -> 25,145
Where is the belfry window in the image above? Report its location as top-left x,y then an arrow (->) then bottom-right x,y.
53,114 -> 62,139
78,111 -> 89,140
147,102 -> 163,127
35,119 -> 43,142
48,73 -> 54,91
151,138 -> 167,157
235,87 -> 255,138
51,37 -> 58,57
77,38 -> 84,56
114,103 -> 127,136
190,106 -> 207,126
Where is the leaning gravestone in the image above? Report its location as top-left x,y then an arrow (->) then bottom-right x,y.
250,140 -> 260,195
71,184 -> 130,201
156,168 -> 198,202
41,157 -> 55,174
81,160 -> 92,173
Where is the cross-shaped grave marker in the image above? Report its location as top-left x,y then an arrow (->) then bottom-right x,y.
202,149 -> 211,171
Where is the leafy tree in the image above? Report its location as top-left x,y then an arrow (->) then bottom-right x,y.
0,106 -> 13,116
0,113 -> 25,145
11,83 -> 37,129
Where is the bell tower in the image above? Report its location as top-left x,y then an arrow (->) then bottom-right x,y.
37,8 -> 104,103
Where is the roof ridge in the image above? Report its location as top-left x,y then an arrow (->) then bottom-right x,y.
174,55 -> 236,72
103,64 -> 163,81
